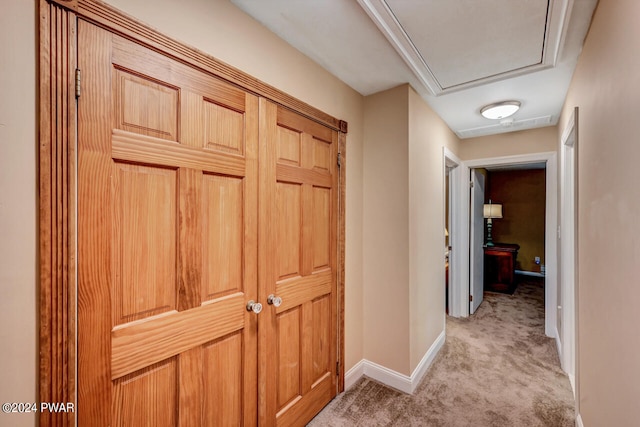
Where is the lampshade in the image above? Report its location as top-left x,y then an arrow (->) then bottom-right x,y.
480,101 -> 520,120
483,203 -> 503,219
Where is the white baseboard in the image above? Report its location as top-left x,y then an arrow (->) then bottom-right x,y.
343,331 -> 446,394
554,327 -> 562,363
569,373 -> 576,398
554,328 -> 577,398
515,269 -> 545,278
344,359 -> 365,391
576,413 -> 584,427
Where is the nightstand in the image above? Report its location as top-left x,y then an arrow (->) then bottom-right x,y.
484,243 -> 520,293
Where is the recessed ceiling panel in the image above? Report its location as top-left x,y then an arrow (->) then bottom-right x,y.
385,0 -> 549,89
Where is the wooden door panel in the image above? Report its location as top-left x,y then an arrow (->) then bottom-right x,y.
112,359 -> 178,427
79,20 -> 258,426
202,173 -> 244,300
111,162 -> 177,324
312,186 -> 331,270
276,182 -> 302,279
113,68 -> 179,140
203,332 -> 244,425
311,296 -> 331,382
204,100 -> 245,155
261,102 -> 338,426
277,308 -> 302,409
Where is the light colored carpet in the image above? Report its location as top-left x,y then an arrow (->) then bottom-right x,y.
308,279 -> 575,426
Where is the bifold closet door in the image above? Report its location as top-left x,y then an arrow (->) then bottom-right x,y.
77,18 -> 339,427
77,20 -> 259,426
259,101 -> 339,426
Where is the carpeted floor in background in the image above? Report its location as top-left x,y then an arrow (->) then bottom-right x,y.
308,277 -> 575,426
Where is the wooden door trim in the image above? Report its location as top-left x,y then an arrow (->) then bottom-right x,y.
74,0 -> 346,133
337,131 -> 346,392
39,0 -> 348,423
39,1 -> 77,425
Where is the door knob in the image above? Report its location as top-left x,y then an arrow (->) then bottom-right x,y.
246,300 -> 263,314
267,294 -> 282,307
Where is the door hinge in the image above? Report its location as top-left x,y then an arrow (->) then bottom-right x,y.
469,294 -> 473,302
469,180 -> 474,188
336,361 -> 340,376
337,152 -> 342,168
75,69 -> 81,99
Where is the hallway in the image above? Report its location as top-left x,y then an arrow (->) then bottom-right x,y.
309,278 -> 574,426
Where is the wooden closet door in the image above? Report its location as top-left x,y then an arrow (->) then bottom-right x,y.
77,21 -> 258,426
259,101 -> 339,426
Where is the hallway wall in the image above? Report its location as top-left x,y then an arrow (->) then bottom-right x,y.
559,0 -> 640,424
0,3 -> 37,427
458,126 -> 557,161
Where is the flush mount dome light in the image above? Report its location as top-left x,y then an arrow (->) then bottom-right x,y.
480,101 -> 521,120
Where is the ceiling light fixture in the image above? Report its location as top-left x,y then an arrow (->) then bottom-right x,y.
480,101 -> 521,120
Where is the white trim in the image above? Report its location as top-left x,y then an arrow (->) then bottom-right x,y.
461,152 -> 558,340
407,330 -> 446,393
344,331 -> 446,394
344,359 -> 366,391
576,413 -> 584,427
560,107 -> 578,402
555,326 -> 563,365
515,269 -> 545,278
569,373 -> 576,398
356,0 -> 571,95
444,148 -> 467,318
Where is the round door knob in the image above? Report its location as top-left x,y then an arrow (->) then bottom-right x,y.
246,300 -> 262,314
267,294 -> 282,307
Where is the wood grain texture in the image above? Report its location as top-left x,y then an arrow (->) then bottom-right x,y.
78,19 -> 260,425
277,308 -> 302,409
112,358 -> 177,427
178,347 -> 203,426
76,0 -> 344,132
112,162 -> 177,324
203,332 -> 244,425
39,2 -> 77,425
112,129 -> 246,177
111,294 -> 245,379
43,2 -> 347,423
275,272 -> 333,313
177,168 -> 202,311
77,20 -> 113,425
201,173 -> 244,300
258,99 -> 279,426
337,131 -> 347,392
263,102 -> 338,426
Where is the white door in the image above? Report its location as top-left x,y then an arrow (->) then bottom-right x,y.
470,169 -> 485,314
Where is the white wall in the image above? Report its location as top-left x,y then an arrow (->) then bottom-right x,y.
0,2 -> 37,426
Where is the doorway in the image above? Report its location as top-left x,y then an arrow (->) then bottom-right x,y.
559,107 -> 578,395
444,148 -> 464,317
454,152 -> 558,338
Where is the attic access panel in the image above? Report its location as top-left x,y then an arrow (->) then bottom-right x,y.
362,0 -> 564,94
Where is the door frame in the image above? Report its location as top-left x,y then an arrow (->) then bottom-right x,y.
455,152 -> 558,338
469,169 -> 486,314
559,107 -> 578,396
38,0 -> 348,424
443,148 -> 466,317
